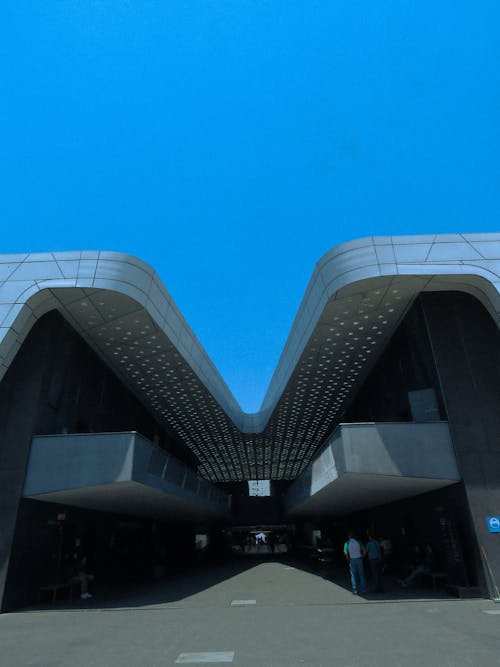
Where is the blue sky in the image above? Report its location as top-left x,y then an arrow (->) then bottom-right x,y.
1,1 -> 499,411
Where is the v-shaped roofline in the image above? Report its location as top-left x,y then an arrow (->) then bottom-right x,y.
1,233 -> 500,480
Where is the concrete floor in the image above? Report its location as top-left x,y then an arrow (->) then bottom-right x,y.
1,557 -> 499,667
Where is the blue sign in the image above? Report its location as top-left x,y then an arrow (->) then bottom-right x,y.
486,516 -> 500,533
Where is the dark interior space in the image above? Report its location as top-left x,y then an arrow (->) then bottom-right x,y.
5,498 -> 214,611
220,480 -> 290,526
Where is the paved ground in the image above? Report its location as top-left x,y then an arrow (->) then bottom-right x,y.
1,557 -> 499,667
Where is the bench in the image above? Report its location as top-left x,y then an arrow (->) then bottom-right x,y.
425,571 -> 448,590
39,578 -> 79,605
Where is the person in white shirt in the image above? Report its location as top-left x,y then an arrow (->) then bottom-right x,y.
343,532 -> 366,595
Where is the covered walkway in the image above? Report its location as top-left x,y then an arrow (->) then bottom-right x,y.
28,554 -> 458,612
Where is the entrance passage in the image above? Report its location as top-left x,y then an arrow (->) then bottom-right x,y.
26,546 -> 461,613
228,525 -> 292,556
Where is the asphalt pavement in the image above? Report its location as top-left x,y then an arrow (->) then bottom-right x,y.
1,556 -> 498,667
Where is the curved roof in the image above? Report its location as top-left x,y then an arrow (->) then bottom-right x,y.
1,233 -> 500,481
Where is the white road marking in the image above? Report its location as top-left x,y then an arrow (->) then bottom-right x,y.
175,652 -> 235,663
482,609 -> 500,615
231,599 -> 256,606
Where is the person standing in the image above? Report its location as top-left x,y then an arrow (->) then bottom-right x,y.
366,532 -> 384,593
344,532 -> 366,595
380,536 -> 393,573
76,556 -> 94,600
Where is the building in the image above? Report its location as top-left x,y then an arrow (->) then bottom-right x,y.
1,233 -> 500,610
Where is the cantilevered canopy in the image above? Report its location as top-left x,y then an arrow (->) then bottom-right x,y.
284,422 -> 460,517
24,433 -> 229,521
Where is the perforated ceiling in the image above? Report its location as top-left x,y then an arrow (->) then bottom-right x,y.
47,275 -> 427,482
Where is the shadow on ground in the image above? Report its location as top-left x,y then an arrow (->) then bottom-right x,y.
21,552 -> 455,613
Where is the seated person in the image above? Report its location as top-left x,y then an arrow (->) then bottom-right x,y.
76,556 -> 95,599
400,544 -> 434,587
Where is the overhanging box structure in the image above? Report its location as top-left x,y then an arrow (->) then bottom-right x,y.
1,233 -> 500,609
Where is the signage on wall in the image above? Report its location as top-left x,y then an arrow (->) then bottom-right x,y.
248,480 -> 271,497
486,516 -> 500,533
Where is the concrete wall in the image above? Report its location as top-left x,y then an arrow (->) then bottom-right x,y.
340,422 -> 459,479
0,313 -> 51,612
422,292 -> 500,598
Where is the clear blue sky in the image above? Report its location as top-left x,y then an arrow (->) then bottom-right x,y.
1,2 -> 499,411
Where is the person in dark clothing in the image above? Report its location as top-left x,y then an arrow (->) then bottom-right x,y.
76,556 -> 95,599
400,544 -> 434,587
366,532 -> 384,593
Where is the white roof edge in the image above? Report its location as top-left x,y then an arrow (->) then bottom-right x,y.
1,234 -> 500,433
257,233 -> 500,424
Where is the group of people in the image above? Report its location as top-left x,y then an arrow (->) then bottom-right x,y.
344,531 -> 385,594
343,531 -> 434,595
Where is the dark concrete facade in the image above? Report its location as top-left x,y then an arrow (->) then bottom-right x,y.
0,312 -> 199,611
421,292 -> 500,598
